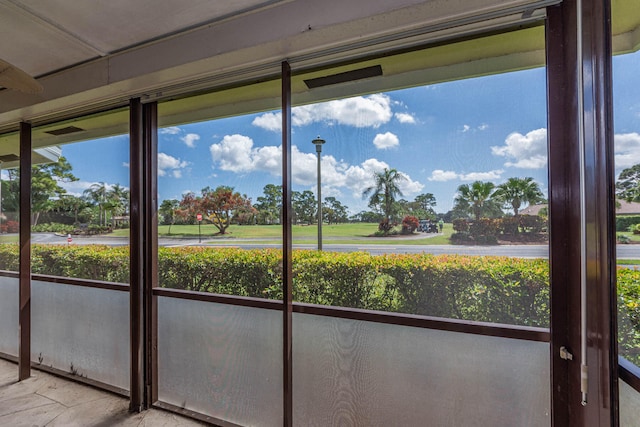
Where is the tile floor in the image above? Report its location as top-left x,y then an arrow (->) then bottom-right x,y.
0,358 -> 206,426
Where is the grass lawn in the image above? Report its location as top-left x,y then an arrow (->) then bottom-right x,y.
110,222 -> 456,244
618,259 -> 640,265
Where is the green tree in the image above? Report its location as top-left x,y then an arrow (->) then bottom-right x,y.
107,184 -> 129,217
323,196 -> 349,224
52,195 -> 89,224
616,163 -> 640,202
254,184 -> 282,225
159,199 -> 179,234
453,180 -> 501,221
349,210 -> 382,223
83,182 -> 110,227
180,186 -> 254,234
414,193 -> 437,217
362,168 -> 406,225
494,177 -> 544,217
292,190 -> 316,225
2,157 -> 78,226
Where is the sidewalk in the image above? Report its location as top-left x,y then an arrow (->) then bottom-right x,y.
0,359 -> 204,426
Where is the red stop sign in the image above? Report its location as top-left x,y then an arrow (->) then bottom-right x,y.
196,214 -> 203,221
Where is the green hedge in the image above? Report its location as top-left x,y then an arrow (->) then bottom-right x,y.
616,215 -> 640,232
0,244 -> 637,364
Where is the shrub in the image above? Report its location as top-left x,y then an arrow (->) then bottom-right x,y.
450,232 -> 472,242
618,234 -> 632,244
378,219 -> 396,234
519,214 -> 545,233
618,267 -> 640,365
401,215 -> 419,234
32,223 -> 75,234
377,254 -> 549,326
498,217 -> 519,235
0,243 -> 636,365
0,221 -> 19,233
452,218 -> 469,232
469,218 -> 499,241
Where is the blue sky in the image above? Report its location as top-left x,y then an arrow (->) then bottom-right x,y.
55,49 -> 640,216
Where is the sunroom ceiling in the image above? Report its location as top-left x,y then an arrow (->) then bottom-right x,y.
0,0 -> 284,79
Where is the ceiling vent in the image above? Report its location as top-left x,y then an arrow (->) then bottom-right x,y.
0,154 -> 19,162
304,65 -> 383,89
44,126 -> 85,136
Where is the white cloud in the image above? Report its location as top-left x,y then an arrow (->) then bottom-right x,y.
252,113 -> 281,132
158,152 -> 188,177
373,132 -> 400,149
181,133 -> 200,148
209,133 -> 423,199
460,170 -> 503,181
462,124 -> 471,133
428,170 -> 460,182
210,134 -> 259,173
491,128 -> 548,169
160,126 -> 181,135
615,132 -> 640,170
479,123 -> 489,131
428,169 -> 503,182
252,94 -> 393,132
122,162 -> 130,168
395,112 -> 416,124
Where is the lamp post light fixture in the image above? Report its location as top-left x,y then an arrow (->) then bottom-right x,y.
312,136 -> 325,250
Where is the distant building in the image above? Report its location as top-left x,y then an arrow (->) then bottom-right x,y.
522,200 -> 640,216
519,204 -> 548,216
615,200 -> 640,215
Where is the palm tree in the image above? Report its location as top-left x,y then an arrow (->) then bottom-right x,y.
83,182 -> 109,226
494,177 -> 544,217
363,168 -> 406,224
108,183 -> 129,213
454,180 -> 498,221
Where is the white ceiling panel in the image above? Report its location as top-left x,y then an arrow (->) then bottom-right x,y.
0,1 -> 99,76
0,0 -> 283,80
12,0 -> 283,54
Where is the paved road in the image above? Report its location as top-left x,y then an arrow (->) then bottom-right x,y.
28,232 -> 640,259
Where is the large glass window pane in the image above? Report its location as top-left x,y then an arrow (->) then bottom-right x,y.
0,131 -> 19,272
30,109 -> 130,283
0,129 -> 20,359
612,0 -> 640,371
288,26 -> 549,327
157,79 -> 282,298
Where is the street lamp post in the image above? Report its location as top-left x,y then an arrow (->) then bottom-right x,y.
312,136 -> 325,250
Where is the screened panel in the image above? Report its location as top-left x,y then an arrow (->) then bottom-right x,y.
293,313 -> 550,426
0,276 -> 18,357
620,380 -> 640,426
31,280 -> 130,390
157,297 -> 283,426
